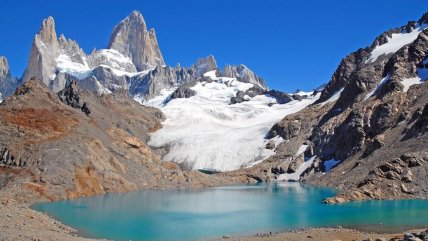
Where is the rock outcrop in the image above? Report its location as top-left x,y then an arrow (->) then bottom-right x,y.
224,64 -> 267,89
108,10 -> 165,71
58,80 -> 91,116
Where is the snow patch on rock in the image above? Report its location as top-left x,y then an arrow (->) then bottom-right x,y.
56,54 -> 92,79
364,75 -> 390,100
320,88 -> 344,107
367,24 -> 427,63
278,156 -> 316,182
402,77 -> 423,92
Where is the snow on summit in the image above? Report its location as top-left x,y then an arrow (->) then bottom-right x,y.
143,72 -> 320,171
367,24 -> 427,63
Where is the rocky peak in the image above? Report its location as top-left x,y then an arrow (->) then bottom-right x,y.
22,16 -> 60,85
0,56 -> 19,98
223,64 -> 267,88
192,55 -> 218,77
37,16 -> 59,49
108,10 -> 165,71
0,57 -> 11,81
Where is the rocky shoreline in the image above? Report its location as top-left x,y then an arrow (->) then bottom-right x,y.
215,228 -> 428,241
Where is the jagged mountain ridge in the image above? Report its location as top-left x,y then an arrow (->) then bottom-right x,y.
7,11 -> 266,100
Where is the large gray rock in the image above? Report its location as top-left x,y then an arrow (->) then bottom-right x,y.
108,11 -> 165,71
169,80 -> 198,100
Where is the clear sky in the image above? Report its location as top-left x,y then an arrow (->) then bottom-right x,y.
0,0 -> 425,92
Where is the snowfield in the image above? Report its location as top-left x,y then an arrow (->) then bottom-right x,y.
142,72 -> 320,171
56,54 -> 92,80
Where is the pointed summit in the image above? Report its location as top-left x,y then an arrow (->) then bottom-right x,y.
38,16 -> 58,48
108,10 -> 165,71
0,56 -> 19,97
22,16 -> 60,84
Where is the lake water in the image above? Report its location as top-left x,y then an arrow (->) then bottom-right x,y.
32,183 -> 428,241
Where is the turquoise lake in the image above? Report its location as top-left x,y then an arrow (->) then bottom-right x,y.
32,183 -> 428,241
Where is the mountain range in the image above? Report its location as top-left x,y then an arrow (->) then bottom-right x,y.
0,11 -> 427,203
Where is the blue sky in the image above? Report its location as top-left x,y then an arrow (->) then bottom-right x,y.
0,0 -> 425,92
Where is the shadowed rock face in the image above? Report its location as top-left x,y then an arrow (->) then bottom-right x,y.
108,11 -> 165,71
58,80 -> 91,116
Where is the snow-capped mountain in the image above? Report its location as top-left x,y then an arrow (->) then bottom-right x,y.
0,10 -> 319,172
17,11 -> 267,100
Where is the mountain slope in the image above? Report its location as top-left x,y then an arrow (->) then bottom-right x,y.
0,79 -> 241,203
261,12 -> 428,202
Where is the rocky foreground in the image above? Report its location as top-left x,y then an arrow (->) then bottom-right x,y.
215,228 -> 428,241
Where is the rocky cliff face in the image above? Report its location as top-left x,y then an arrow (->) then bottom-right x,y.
108,10 -> 165,71
256,12 -> 428,202
22,17 -> 60,86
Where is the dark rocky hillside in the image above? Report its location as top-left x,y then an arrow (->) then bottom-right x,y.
258,13 -> 428,202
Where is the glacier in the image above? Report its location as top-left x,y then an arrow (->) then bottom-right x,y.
142,71 -> 320,171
